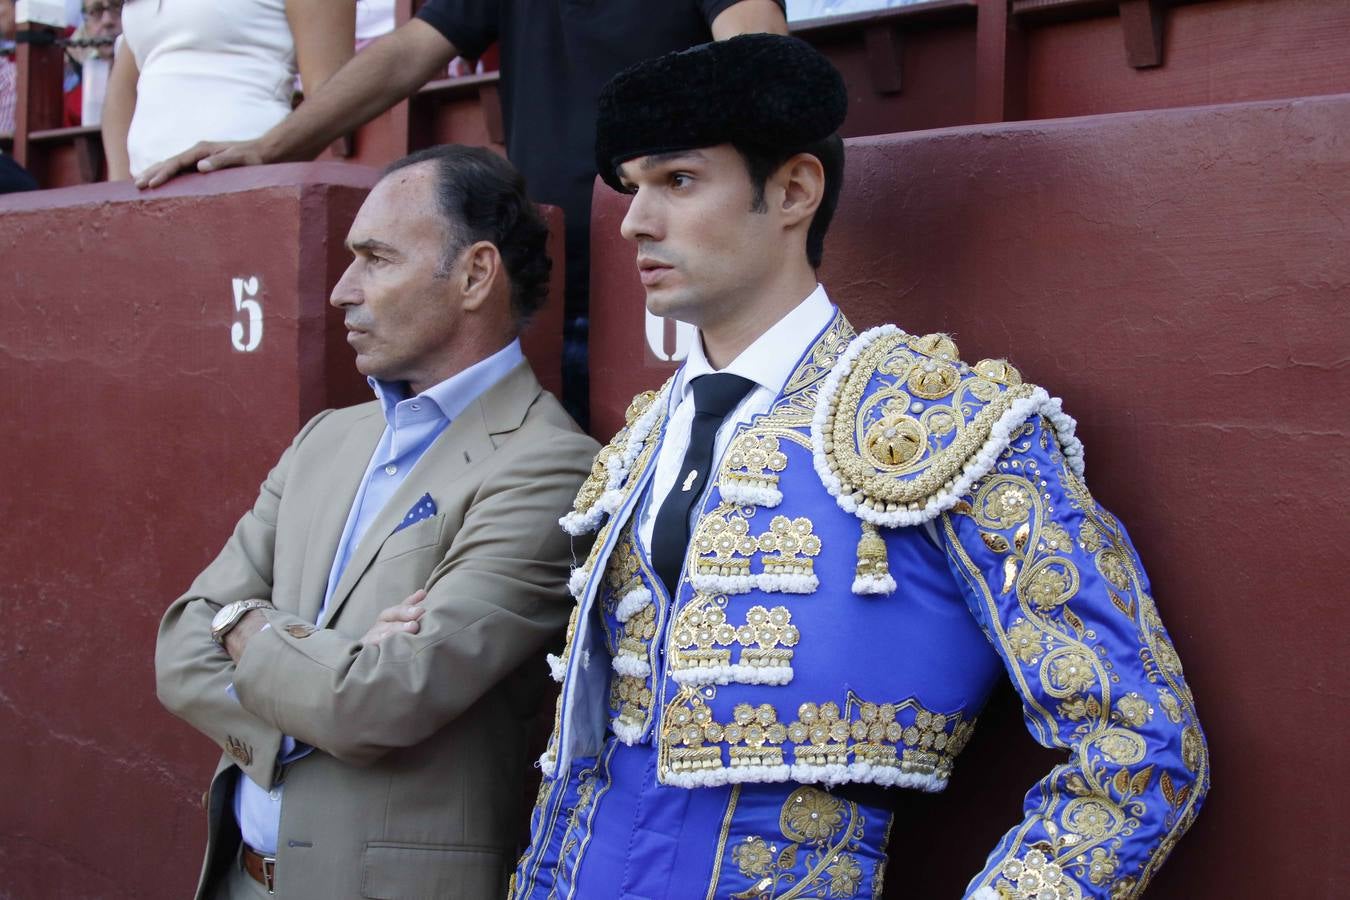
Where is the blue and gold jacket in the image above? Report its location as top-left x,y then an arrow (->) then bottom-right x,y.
544,311 -> 1208,899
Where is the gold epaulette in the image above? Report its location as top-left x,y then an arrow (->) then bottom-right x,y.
811,325 -> 1071,529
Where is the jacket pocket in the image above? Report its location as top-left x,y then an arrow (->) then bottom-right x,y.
375,513 -> 447,562
361,841 -> 508,900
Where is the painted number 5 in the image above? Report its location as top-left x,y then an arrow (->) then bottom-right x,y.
231,276 -> 263,353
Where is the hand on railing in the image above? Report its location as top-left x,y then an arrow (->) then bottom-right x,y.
134,138 -> 267,189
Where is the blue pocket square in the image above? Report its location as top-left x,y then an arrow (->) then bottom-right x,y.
394,493 -> 437,533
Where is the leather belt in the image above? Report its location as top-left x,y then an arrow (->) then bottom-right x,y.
241,844 -> 277,894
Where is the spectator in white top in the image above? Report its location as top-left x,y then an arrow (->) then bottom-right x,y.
101,0 -> 353,181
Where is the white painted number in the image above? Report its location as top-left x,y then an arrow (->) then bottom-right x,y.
644,308 -> 695,362
231,276 -> 263,353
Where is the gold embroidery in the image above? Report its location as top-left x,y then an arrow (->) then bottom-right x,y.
693,508 -> 757,581
781,313 -> 857,398
973,358 -> 1024,385
617,601 -> 657,661
725,787 -> 868,900
722,433 -> 789,495
906,358 -> 961,400
854,521 -> 890,583
604,530 -> 644,599
756,516 -> 821,580
820,330 -> 1040,511
996,847 -> 1085,900
690,507 -> 822,593
567,443 -> 619,521
609,674 -> 653,735
660,691 -> 975,784
669,597 -> 800,676
946,415 -> 1209,897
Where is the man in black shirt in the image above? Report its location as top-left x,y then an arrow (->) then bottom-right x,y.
134,0 -> 788,423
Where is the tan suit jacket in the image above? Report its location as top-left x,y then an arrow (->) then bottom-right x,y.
155,362 -> 598,900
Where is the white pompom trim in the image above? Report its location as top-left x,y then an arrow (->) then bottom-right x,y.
811,327 -> 1085,528
659,760 -> 947,793
559,505 -> 605,537
691,573 -> 756,595
545,653 -> 565,682
757,573 -> 819,594
560,383 -> 671,536
968,888 -> 999,900
852,573 -> 898,595
567,566 -> 589,600
610,719 -> 645,745
611,653 -> 651,678
671,664 -> 794,686
690,572 -> 818,595
538,750 -> 557,776
718,482 -> 784,508
613,587 -> 652,623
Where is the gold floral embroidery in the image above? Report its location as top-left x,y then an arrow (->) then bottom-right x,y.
668,597 -> 800,675
693,509 -> 757,581
756,516 -> 822,580
781,314 -> 856,398
945,413 -> 1209,897
722,433 -> 789,495
996,847 -> 1084,900
617,601 -> 657,660
659,691 -> 975,784
603,530 -> 644,599
726,787 -> 868,899
819,330 -> 1040,511
690,507 -> 823,593
609,674 -> 653,735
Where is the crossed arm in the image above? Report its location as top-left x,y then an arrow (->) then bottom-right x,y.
155,413 -> 595,785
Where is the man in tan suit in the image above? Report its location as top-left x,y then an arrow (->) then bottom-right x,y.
156,145 -> 598,900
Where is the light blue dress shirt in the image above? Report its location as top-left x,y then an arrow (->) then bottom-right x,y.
233,339 -> 526,855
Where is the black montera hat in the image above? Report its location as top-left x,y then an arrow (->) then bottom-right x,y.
594,33 -> 848,192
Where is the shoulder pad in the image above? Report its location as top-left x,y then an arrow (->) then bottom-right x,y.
561,383 -> 670,535
810,326 -> 1082,527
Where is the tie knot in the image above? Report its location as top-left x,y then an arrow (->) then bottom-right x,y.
690,373 -> 757,419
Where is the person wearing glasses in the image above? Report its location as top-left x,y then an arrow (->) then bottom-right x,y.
101,0 -> 355,181
66,0 -> 122,126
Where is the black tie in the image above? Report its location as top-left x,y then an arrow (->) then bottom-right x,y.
651,373 -> 757,599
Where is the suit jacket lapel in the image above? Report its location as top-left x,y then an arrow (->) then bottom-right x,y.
295,407 -> 385,624
318,361 -> 543,629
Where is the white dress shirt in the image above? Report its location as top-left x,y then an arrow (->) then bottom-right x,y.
637,285 -> 835,552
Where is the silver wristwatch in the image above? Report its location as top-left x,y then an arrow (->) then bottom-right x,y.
210,599 -> 274,646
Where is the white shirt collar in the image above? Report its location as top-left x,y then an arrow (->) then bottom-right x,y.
679,284 -> 834,399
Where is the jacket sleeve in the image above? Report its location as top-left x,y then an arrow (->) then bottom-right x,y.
229,428 -> 598,767
941,414 -> 1209,900
153,410 -> 335,790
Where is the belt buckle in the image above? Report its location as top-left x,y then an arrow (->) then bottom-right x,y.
261,855 -> 277,894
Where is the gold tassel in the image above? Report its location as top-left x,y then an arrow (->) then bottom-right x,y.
855,521 -> 890,582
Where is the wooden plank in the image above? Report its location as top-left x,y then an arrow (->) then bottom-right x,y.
1120,0 -> 1166,68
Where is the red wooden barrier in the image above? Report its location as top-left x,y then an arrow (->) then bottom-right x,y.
588,92 -> 1350,897
0,163 -> 565,898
